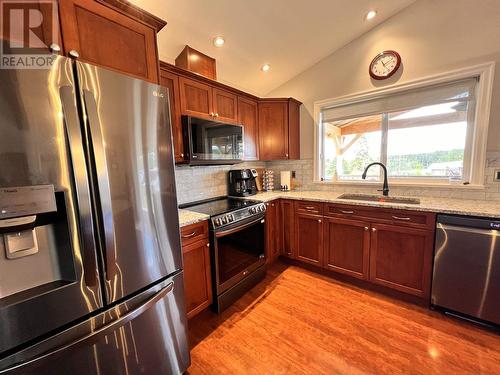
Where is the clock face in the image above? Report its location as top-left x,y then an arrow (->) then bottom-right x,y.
369,50 -> 401,80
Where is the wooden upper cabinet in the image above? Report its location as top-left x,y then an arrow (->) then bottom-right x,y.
160,69 -> 184,163
369,224 -> 434,298
179,77 -> 213,119
258,101 -> 288,160
323,217 -> 370,280
213,88 -> 238,123
58,0 -> 161,83
258,98 -> 301,160
238,96 -> 259,160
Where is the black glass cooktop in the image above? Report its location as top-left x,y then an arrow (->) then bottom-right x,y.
179,196 -> 260,217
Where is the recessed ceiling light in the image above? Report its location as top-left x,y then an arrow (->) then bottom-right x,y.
261,64 -> 271,72
213,36 -> 225,47
365,10 -> 377,20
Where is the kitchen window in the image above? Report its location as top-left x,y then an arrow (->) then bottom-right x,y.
315,64 -> 494,186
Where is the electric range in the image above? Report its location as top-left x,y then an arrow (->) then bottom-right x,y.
180,197 -> 267,312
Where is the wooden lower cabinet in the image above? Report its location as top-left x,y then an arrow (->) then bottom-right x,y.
295,212 -> 323,266
323,217 -> 370,280
265,201 -> 280,264
181,221 -> 212,319
286,200 -> 435,300
369,223 -> 434,298
280,200 -> 295,258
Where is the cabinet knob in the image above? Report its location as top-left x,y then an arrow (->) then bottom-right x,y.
49,43 -> 61,53
372,228 -> 377,232
210,112 -> 215,117
69,50 -> 79,58
364,226 -> 369,231
285,153 -> 289,158
206,243 -> 210,247
215,113 -> 219,117
180,153 -> 184,158
271,203 -> 275,207
318,219 -> 322,223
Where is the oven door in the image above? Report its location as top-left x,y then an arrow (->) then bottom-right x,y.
213,215 -> 266,295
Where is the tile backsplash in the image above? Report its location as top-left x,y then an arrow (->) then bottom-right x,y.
175,162 -> 266,204
174,152 -> 500,204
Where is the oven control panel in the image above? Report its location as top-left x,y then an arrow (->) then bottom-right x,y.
212,203 -> 266,229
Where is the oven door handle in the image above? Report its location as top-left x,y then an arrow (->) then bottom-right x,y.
215,216 -> 265,238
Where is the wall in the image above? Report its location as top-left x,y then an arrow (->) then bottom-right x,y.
175,162 -> 265,204
264,0 -> 500,200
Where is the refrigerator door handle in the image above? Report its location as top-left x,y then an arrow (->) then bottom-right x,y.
81,89 -> 117,281
60,86 -> 99,288
0,281 -> 175,374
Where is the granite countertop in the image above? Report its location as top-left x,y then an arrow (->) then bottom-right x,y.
178,190 -> 500,227
242,191 -> 500,219
178,209 -> 210,227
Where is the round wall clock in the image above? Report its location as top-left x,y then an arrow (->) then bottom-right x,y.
369,50 -> 401,80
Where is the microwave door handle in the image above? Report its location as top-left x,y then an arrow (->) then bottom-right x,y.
59,86 -> 99,288
215,216 -> 265,238
82,89 -> 117,282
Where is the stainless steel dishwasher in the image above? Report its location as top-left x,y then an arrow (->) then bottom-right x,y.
431,215 -> 500,326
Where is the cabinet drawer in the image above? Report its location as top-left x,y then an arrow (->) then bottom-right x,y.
180,220 -> 209,246
295,201 -> 323,215
324,203 -> 435,229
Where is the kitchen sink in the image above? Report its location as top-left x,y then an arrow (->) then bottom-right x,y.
337,193 -> 421,205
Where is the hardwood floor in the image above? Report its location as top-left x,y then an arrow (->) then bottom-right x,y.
187,262 -> 500,374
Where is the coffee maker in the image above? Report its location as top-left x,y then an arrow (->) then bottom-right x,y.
228,169 -> 258,197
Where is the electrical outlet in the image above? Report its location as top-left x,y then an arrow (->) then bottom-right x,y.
494,169 -> 500,181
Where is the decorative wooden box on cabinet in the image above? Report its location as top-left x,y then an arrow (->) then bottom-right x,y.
180,221 -> 212,319
258,98 -> 301,160
59,0 -> 165,83
175,45 -> 217,80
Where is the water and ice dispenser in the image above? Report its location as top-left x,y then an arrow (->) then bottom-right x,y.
0,185 -> 76,299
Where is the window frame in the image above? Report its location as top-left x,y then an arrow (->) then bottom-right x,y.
313,62 -> 495,187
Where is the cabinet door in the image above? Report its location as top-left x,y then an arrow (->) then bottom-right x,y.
238,96 -> 259,161
288,100 -> 300,160
280,200 -> 295,258
160,70 -> 184,163
59,0 -> 159,83
179,77 -> 213,119
182,238 -> 212,319
258,101 -> 289,160
265,201 -> 279,264
295,212 -> 323,266
323,217 -> 370,280
369,224 -> 434,298
213,88 -> 238,123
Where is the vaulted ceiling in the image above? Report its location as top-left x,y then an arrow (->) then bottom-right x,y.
130,0 -> 416,96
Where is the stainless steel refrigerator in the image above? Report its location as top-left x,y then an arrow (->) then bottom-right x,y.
0,56 -> 190,374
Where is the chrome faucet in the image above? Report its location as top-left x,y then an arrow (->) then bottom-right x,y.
362,162 -> 389,196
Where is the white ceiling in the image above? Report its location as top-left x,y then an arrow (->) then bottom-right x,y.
131,0 -> 416,96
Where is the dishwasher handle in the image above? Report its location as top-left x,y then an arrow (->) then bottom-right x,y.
437,214 -> 500,231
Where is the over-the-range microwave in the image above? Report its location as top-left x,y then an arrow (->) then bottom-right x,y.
182,115 -> 244,165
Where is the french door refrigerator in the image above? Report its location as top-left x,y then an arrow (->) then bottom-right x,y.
0,55 -> 190,374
